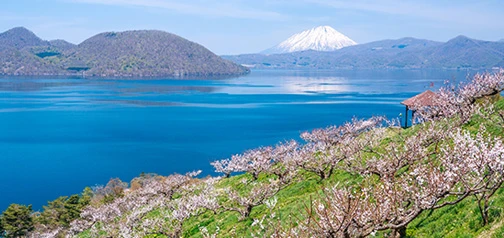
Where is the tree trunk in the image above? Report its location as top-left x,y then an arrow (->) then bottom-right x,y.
242,205 -> 253,219
327,166 -> 334,179
391,226 -> 406,238
482,199 -> 490,226
477,195 -> 489,225
318,171 -> 326,181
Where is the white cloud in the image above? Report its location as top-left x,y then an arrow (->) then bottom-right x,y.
68,0 -> 288,21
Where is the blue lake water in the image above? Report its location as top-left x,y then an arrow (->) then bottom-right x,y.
0,69 -> 474,210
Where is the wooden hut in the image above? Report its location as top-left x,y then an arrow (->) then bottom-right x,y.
401,90 -> 440,127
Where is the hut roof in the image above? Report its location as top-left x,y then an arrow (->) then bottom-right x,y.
401,90 -> 440,108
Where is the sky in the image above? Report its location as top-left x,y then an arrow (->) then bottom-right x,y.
1,0 -> 503,55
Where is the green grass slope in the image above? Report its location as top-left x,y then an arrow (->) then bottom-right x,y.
71,97 -> 504,238
194,97 -> 504,238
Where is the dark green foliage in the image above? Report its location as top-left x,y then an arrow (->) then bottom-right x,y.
104,32 -> 117,38
0,215 -> 3,236
79,187 -> 93,207
32,188 -> 92,233
35,52 -> 60,58
37,195 -> 82,229
66,66 -> 90,71
0,204 -> 34,237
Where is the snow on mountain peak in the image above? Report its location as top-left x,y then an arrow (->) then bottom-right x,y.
262,26 -> 357,54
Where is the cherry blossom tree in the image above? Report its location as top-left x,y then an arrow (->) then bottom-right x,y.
439,126 -> 504,225
211,154 -> 245,178
296,120 -> 504,237
136,177 -> 221,237
414,70 -> 504,124
292,116 -> 387,180
68,171 -> 202,236
224,179 -> 281,219
267,140 -> 300,185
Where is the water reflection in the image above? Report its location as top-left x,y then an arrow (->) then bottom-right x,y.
215,69 -> 471,95
281,76 -> 350,94
116,85 -> 216,94
0,70 -> 476,111
95,99 -> 181,107
213,74 -> 352,95
0,80 -> 87,92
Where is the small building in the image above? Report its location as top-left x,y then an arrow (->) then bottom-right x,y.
401,90 -> 440,128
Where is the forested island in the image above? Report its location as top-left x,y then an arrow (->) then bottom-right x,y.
0,27 -> 249,78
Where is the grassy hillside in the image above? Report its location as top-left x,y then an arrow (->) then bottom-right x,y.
68,95 -> 504,238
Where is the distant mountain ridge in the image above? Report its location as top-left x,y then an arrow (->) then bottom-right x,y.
0,27 -> 249,78
0,27 -> 48,49
262,26 -> 357,54
224,35 -> 504,69
48,39 -> 76,51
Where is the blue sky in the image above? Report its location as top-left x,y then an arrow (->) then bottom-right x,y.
1,0 -> 503,54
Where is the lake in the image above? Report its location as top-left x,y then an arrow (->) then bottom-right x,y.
0,69 -> 474,210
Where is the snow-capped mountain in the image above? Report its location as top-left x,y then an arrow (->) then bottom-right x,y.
261,26 -> 357,54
